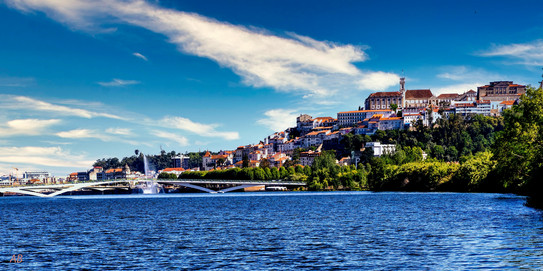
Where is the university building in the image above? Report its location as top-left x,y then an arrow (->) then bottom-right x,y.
477,81 -> 525,102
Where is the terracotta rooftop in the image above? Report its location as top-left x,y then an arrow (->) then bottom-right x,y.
405,89 -> 433,99
338,109 -> 393,114
437,93 -> 459,99
368,91 -> 402,98
163,167 -> 185,172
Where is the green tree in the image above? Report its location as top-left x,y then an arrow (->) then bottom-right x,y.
242,154 -> 249,168
390,103 -> 398,113
259,158 -> 270,169
270,167 -> 280,179
493,86 -> 543,199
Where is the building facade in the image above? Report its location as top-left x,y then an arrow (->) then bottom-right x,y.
337,109 -> 393,126
477,81 -> 526,102
404,89 -> 434,108
364,91 -> 403,110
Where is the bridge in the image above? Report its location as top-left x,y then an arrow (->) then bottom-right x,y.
157,179 -> 306,193
0,179 -> 306,197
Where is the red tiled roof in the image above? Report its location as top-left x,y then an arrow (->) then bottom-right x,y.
437,93 -> 459,99
405,89 -> 433,99
338,109 -> 392,114
368,91 -> 402,97
210,155 -> 228,160
163,167 -> 185,172
500,100 -> 515,105
314,117 -> 334,121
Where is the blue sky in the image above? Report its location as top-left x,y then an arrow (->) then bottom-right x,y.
1,0 -> 542,176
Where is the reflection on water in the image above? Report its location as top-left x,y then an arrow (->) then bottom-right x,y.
1,192 -> 542,269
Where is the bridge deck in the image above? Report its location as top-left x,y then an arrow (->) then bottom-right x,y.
0,179 -> 306,197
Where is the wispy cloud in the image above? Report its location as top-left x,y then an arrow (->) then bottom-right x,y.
160,116 -> 239,140
0,146 -> 93,168
0,118 -> 61,137
0,95 -> 124,119
432,66 -> 504,95
133,52 -> 148,61
105,127 -> 132,136
358,71 -> 400,90
98,78 -> 140,87
56,129 -> 113,141
0,76 -> 35,87
6,0 -> 398,103
436,66 -> 500,82
478,40 -> 543,66
153,131 -> 189,146
257,109 -> 299,132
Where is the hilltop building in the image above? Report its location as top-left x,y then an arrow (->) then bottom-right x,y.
365,142 -> 396,157
364,91 -> 403,110
365,77 -> 405,110
337,109 -> 393,126
477,81 -> 525,102
404,89 -> 434,108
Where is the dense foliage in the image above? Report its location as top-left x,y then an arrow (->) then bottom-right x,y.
492,86 -> 543,207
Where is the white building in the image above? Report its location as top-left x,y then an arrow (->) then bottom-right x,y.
337,109 -> 393,126
365,142 -> 396,157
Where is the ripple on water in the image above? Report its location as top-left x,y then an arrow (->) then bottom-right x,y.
0,192 -> 542,270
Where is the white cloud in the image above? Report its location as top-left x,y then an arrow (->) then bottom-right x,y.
478,40 -> 543,66
133,52 -> 148,61
160,116 -> 239,140
358,71 -> 400,90
0,118 -> 61,137
436,66 -> 500,82
6,0 -> 399,103
105,127 -> 132,136
257,109 -> 298,132
0,76 -> 35,87
0,95 -> 123,119
56,129 -> 113,141
153,131 -> 189,146
0,146 -> 93,168
98,78 -> 140,87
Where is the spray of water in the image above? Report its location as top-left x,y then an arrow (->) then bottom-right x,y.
139,154 -> 162,194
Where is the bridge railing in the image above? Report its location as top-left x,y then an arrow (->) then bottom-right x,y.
157,179 -> 305,184
0,179 -> 136,188
0,178 -> 306,189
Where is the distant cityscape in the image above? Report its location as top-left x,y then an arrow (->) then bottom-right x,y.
1,79 -> 531,186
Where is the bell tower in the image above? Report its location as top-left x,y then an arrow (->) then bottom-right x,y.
400,70 -> 406,108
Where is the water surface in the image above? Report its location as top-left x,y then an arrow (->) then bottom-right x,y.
1,192 -> 542,270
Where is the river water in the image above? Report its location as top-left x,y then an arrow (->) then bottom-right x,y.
1,192 -> 542,270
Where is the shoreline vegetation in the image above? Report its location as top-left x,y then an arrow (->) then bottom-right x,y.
105,86 -> 543,208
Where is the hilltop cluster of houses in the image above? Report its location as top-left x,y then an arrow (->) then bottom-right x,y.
166,79 -> 525,174
6,78 -> 526,183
